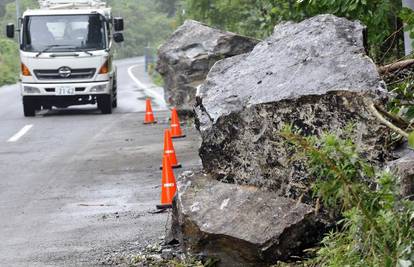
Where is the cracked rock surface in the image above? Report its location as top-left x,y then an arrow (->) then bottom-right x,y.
156,20 -> 259,112
172,171 -> 325,267
195,14 -> 392,198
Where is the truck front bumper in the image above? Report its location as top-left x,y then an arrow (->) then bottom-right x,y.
20,81 -> 111,96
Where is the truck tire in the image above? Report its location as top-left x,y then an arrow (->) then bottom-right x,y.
112,78 -> 118,108
112,96 -> 117,108
98,95 -> 112,114
34,103 -> 41,111
23,97 -> 36,117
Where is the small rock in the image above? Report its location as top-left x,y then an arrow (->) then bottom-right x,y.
161,248 -> 174,260
388,149 -> 414,199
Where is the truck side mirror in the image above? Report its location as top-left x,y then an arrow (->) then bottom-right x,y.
113,17 -> 124,31
6,23 -> 14,38
113,32 -> 124,43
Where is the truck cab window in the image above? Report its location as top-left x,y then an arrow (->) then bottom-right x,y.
23,14 -> 106,52
86,15 -> 103,48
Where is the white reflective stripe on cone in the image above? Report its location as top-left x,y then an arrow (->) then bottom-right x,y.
164,183 -> 175,188
171,124 -> 179,127
165,150 -> 174,154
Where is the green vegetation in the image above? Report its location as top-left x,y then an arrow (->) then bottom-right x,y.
0,0 -> 37,85
178,0 -> 405,63
0,38 -> 19,85
387,78 -> 414,149
281,126 -> 414,267
108,0 -> 176,58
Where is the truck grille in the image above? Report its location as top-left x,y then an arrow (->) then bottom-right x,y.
34,68 -> 96,80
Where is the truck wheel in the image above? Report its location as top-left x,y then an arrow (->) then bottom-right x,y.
98,95 -> 112,114
23,97 -> 36,117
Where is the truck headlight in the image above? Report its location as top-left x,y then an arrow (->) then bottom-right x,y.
90,84 -> 107,92
24,86 -> 40,94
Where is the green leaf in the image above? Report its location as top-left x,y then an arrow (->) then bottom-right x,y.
409,132 -> 414,149
406,106 -> 414,120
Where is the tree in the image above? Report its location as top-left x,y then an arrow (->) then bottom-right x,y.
108,0 -> 176,58
155,0 -> 178,17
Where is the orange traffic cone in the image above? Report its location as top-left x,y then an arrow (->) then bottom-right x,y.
160,129 -> 182,170
170,108 -> 185,138
156,155 -> 177,210
144,98 -> 157,124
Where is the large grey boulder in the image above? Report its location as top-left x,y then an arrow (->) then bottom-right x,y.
156,20 -> 259,112
172,171 -> 325,266
195,14 -> 392,198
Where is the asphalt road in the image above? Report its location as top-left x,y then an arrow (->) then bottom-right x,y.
0,57 -> 201,266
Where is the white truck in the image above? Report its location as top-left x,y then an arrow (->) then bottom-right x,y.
6,0 -> 124,116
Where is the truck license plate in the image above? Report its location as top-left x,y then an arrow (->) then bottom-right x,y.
56,86 -> 75,96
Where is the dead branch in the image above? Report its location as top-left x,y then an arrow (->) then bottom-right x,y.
366,101 -> 409,138
374,104 -> 409,129
378,59 -> 414,75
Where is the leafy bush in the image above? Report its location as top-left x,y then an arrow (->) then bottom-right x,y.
0,38 -> 19,85
281,126 -> 414,267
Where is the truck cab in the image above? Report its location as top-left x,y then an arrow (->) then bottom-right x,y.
6,0 -> 124,116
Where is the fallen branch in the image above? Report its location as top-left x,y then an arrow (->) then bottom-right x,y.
378,59 -> 414,75
366,101 -> 409,138
374,104 -> 409,129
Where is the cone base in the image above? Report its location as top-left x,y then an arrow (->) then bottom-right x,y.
160,163 -> 182,170
156,204 -> 172,210
171,134 -> 186,139
143,121 -> 157,125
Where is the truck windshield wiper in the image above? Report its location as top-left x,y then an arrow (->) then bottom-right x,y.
74,47 -> 94,56
35,45 -> 74,57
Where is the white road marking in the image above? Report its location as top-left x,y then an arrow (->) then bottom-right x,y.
127,65 -> 167,109
7,125 -> 33,142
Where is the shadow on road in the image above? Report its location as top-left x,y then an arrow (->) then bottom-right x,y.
41,107 -> 103,117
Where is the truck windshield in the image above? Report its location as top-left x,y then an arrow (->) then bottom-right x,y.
22,14 -> 106,52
